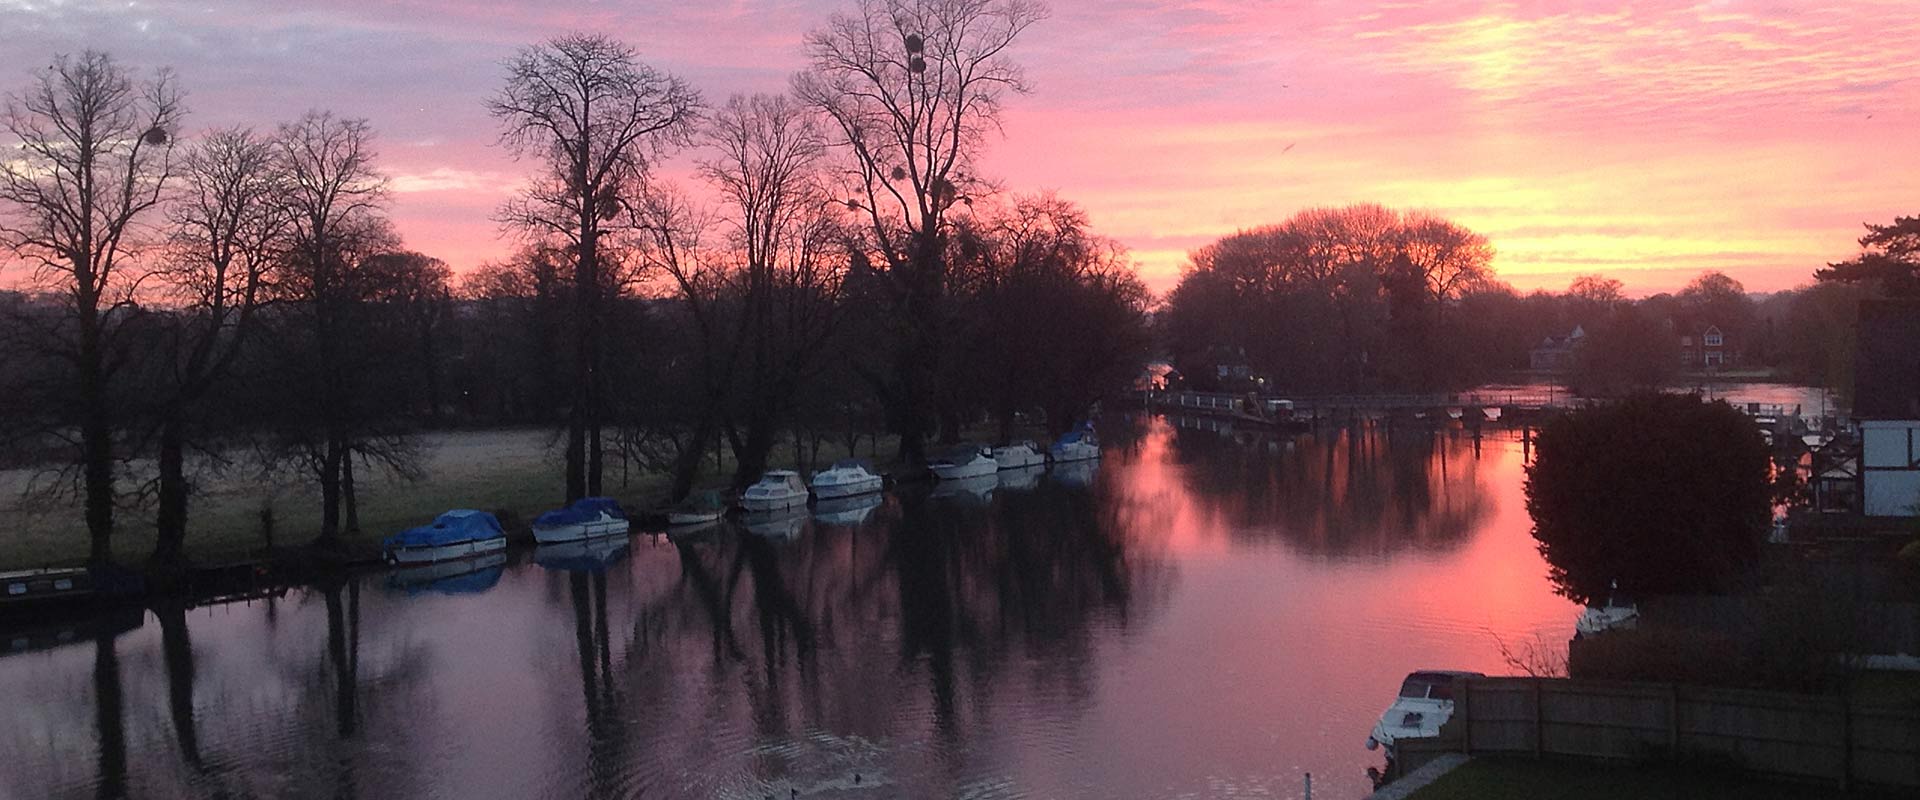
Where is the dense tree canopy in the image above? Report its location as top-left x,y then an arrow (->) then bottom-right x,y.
1525,393 -> 1772,604
1161,204 -> 1492,393
1817,215 -> 1920,297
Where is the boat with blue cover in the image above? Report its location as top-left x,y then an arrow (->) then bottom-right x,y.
383,510 -> 508,566
1049,428 -> 1100,463
532,496 -> 630,544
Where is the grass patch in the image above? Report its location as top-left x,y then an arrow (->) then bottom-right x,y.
1407,757 -> 1904,800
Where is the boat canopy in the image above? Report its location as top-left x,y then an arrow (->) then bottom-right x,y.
1055,430 -> 1093,445
535,496 -> 628,527
829,458 -> 874,472
384,510 -> 504,549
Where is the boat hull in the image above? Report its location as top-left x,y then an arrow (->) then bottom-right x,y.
740,492 -> 808,512
385,535 -> 507,566
993,453 -> 1044,469
532,515 -> 631,544
930,460 -> 997,480
811,475 -> 883,499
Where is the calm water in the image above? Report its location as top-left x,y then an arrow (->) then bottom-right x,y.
1,418 -> 1581,799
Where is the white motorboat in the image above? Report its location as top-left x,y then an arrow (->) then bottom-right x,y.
1574,583 -> 1639,638
811,459 -> 884,499
531,496 -> 631,544
929,444 -> 997,480
383,510 -> 508,566
666,490 -> 727,525
1366,670 -> 1482,754
1049,430 -> 1100,463
741,470 -> 809,512
991,441 -> 1046,470
813,492 -> 883,526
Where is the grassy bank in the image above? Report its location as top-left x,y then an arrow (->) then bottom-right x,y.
1405,757 -> 1902,800
0,427 -> 908,570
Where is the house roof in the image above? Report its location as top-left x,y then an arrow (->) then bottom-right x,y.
1853,300 -> 1920,419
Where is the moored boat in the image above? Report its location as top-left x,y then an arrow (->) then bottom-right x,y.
1366,670 -> 1483,754
383,510 -> 508,566
1049,429 -> 1101,463
991,441 -> 1046,470
532,496 -> 630,544
810,459 -> 884,499
929,444 -> 997,480
741,470 -> 809,512
0,567 -> 95,609
1574,582 -> 1638,638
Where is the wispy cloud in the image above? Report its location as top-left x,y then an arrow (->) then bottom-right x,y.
1,0 -> 1913,293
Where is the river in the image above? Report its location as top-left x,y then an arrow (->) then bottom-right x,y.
1,417 -> 1586,799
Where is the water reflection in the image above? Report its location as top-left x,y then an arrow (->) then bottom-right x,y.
0,417 -> 1580,799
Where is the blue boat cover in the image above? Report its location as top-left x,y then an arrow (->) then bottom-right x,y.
1055,430 -> 1091,445
534,496 -> 628,527
383,509 -> 504,550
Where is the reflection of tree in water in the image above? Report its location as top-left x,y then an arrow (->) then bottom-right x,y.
265,577 -> 438,800
589,483 -> 1159,794
1170,420 -> 1493,555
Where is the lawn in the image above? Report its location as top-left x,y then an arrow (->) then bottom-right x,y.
1406,757 -> 1905,800
0,426 -> 914,569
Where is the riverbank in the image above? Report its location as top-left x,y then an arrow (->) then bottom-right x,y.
0,426 -> 913,571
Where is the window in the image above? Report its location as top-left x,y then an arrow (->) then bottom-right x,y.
1704,328 -> 1723,347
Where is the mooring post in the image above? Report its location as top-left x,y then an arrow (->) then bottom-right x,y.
1303,772 -> 1311,800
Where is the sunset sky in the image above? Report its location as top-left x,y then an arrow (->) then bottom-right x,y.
4,0 -> 1916,296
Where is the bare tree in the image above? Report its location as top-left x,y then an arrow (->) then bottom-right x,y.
146,127 -> 288,565
271,111 -> 392,547
0,51 -> 184,565
698,93 -> 848,486
489,33 -> 700,501
794,0 -> 1047,465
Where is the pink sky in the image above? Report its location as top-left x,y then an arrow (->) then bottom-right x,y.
3,0 -> 1916,296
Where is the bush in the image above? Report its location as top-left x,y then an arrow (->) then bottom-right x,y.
1526,392 -> 1772,604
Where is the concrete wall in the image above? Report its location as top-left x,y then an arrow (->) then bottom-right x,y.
1396,677 -> 1920,790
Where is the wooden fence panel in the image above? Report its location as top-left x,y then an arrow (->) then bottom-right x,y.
1439,678 -> 1920,790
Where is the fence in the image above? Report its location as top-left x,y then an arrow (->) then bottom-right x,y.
1392,677 -> 1920,790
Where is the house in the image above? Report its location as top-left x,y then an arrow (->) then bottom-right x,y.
1853,300 -> 1920,517
1528,325 -> 1584,371
1677,324 -> 1739,368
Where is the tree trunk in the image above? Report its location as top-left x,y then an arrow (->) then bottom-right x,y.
80,322 -> 115,566
732,418 -> 778,490
670,414 -> 719,502
341,445 -> 360,536
317,440 -> 342,545
152,416 -> 189,567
